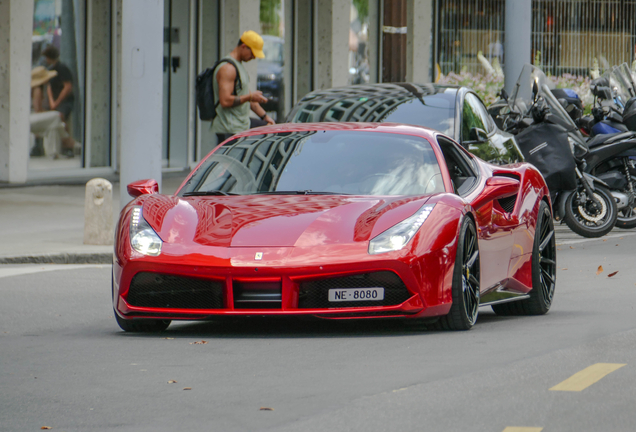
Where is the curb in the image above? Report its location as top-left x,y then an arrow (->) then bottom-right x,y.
0,253 -> 112,265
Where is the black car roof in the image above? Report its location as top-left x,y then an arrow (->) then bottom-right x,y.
287,83 -> 460,124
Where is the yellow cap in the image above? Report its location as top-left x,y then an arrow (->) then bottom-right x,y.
240,30 -> 265,59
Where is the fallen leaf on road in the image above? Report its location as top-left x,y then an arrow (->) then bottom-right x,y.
183,387 -> 192,390
190,340 -> 207,345
260,407 -> 274,411
557,248 -> 562,251
603,239 -> 607,241
570,246 -> 575,249
561,268 -> 568,270
163,337 -> 174,340
168,380 -> 177,384
596,265 -> 604,275
608,271 -> 618,277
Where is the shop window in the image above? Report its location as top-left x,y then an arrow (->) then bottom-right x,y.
29,0 -> 111,171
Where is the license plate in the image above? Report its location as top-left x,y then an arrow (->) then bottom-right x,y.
328,288 -> 384,302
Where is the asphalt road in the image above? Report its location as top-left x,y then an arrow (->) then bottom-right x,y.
1,234 -> 636,432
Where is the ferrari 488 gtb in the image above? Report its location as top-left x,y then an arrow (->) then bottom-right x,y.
113,123 -> 556,332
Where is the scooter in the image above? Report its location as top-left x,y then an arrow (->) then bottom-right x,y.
490,64 -> 618,238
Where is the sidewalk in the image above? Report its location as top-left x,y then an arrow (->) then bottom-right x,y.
0,172 -> 189,264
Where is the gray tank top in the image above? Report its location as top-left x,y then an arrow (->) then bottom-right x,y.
211,56 -> 251,135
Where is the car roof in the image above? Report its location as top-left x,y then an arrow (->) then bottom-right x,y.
286,82 -> 461,124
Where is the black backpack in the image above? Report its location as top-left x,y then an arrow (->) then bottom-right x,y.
195,58 -> 242,121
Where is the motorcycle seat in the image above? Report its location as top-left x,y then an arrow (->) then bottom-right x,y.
587,131 -> 636,148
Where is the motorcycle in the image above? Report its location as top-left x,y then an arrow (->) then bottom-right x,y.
560,64 -> 636,228
490,64 -> 618,238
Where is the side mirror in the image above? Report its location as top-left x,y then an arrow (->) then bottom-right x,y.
472,176 -> 520,210
127,179 -> 159,198
593,85 -> 613,100
468,127 -> 488,143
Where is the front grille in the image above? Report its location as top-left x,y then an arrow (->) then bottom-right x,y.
127,272 -> 224,309
233,281 -> 282,309
298,271 -> 412,309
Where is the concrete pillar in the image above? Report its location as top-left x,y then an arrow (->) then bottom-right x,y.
0,0 -> 33,183
120,0 -> 164,207
315,0 -> 350,90
406,0 -> 433,83
84,178 -> 114,245
293,0 -> 314,101
222,0 -> 261,92
504,0 -> 532,94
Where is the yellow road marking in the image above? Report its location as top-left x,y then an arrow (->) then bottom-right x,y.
502,428 -> 543,432
550,363 -> 626,392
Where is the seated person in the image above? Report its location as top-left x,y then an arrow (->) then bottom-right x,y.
29,66 -> 73,158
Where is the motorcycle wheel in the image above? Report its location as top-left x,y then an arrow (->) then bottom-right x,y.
615,182 -> 636,229
564,184 -> 617,238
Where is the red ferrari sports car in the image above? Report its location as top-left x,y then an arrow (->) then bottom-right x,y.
113,122 -> 556,332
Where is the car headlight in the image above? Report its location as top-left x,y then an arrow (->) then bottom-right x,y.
368,204 -> 435,255
129,207 -> 162,256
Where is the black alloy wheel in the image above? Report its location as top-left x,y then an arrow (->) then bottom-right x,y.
564,184 -> 617,238
437,217 -> 480,330
492,200 -> 556,315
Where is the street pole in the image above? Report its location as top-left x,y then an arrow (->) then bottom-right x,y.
382,0 -> 407,82
504,0 -> 532,94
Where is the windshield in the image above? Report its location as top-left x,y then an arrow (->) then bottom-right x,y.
607,65 -> 635,109
618,63 -> 636,95
510,64 -> 578,132
180,131 -> 445,196
289,92 -> 455,136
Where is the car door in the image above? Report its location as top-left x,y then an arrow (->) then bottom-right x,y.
437,136 -> 518,291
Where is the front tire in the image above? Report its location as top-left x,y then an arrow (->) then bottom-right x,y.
492,201 -> 556,315
114,311 -> 171,333
564,184 -> 617,237
437,217 -> 480,331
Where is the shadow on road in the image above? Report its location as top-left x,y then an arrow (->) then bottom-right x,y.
113,309 -> 530,339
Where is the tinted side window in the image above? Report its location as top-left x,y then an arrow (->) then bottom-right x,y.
437,136 -> 478,196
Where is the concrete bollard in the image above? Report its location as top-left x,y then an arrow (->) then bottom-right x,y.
84,178 -> 114,245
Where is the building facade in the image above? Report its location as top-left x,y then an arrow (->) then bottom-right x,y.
2,0 -> 634,185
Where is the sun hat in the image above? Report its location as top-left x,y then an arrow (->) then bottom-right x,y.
31,66 -> 58,88
240,30 -> 265,59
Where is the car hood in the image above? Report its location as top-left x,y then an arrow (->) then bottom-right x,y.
141,194 -> 431,248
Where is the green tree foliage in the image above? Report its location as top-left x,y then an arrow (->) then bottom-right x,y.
353,0 -> 369,23
260,0 -> 281,36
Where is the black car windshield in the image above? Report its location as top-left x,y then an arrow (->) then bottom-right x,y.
180,131 -> 445,196
289,91 -> 455,136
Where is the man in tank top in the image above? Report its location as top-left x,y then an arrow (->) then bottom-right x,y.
212,30 -> 275,143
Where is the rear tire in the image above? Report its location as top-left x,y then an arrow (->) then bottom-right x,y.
564,184 -> 617,238
437,217 -> 480,331
114,310 -> 171,333
492,201 -> 556,316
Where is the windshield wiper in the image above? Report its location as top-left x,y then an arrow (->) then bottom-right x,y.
182,190 -> 237,196
253,190 -> 349,195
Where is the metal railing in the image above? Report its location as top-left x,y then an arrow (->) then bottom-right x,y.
436,0 -> 636,77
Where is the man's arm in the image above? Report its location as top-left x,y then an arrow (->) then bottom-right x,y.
250,102 -> 275,125
216,63 -> 267,108
50,81 -> 72,110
